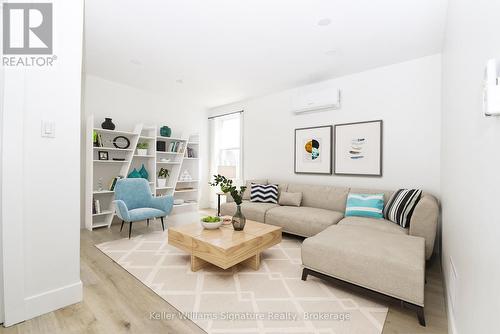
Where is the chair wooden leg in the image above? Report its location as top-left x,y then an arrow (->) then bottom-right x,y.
160,217 -> 165,231
147,219 -> 150,227
120,220 -> 125,232
128,221 -> 133,239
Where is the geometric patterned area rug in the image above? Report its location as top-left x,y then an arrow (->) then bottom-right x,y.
96,230 -> 388,334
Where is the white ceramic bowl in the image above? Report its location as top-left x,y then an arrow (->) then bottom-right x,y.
200,220 -> 222,229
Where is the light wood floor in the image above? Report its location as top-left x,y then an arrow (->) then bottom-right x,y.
0,211 -> 448,334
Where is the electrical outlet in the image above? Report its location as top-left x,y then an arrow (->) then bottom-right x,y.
448,256 -> 458,313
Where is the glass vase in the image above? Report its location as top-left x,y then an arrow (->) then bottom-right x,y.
232,204 -> 246,231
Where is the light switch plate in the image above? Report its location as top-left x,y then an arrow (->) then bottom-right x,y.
41,120 -> 55,138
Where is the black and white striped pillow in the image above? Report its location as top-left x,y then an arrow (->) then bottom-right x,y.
250,184 -> 279,203
384,189 -> 422,228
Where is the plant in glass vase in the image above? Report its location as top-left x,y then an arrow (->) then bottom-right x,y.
209,174 -> 247,230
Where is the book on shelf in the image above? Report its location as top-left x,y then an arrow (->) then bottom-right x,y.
109,176 -> 123,191
94,199 -> 101,214
93,131 -> 104,147
187,147 -> 196,158
167,141 -> 185,153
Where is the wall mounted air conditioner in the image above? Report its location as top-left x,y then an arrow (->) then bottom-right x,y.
292,87 -> 341,115
483,58 -> 500,116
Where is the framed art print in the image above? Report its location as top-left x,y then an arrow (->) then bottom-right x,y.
294,125 -> 332,174
334,120 -> 383,176
98,150 -> 109,161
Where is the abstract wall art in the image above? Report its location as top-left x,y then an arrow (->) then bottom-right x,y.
294,125 -> 332,174
334,120 -> 383,176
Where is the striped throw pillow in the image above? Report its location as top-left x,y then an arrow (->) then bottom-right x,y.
384,189 -> 422,228
250,184 -> 279,203
345,193 -> 384,219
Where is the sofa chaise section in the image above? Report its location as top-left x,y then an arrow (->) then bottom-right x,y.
301,224 -> 426,325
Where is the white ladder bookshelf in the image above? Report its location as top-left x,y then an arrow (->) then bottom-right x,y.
85,115 -> 200,231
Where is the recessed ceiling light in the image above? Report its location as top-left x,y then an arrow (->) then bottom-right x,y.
317,18 -> 331,26
130,59 -> 142,65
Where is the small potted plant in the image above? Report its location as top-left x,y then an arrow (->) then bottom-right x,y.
136,142 -> 148,156
209,175 -> 247,231
157,167 -> 170,188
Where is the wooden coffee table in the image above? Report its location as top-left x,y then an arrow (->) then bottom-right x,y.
168,220 -> 282,271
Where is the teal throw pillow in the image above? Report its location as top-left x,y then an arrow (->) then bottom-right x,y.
345,193 -> 384,219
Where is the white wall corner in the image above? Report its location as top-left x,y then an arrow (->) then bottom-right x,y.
24,281 -> 82,321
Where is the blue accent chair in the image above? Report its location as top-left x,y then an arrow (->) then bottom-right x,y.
113,178 -> 174,238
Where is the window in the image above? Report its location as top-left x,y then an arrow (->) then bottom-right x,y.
209,112 -> 243,207
217,116 -> 241,177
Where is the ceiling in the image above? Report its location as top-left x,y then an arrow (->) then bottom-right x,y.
84,0 -> 448,108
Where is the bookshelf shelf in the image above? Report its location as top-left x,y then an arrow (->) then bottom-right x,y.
93,147 -> 134,152
92,211 -> 113,217
93,190 -> 114,195
93,160 -> 129,163
93,128 -> 138,136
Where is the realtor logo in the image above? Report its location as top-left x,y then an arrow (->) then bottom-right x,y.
3,3 -> 53,55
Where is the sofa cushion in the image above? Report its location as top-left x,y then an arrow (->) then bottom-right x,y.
349,187 -> 394,204
384,189 -> 422,228
128,208 -> 166,221
278,192 -> 302,207
301,225 -> 425,305
220,200 -> 278,222
265,206 -> 344,237
338,216 -> 408,235
250,184 -> 279,203
345,193 -> 384,219
286,183 -> 349,212
242,179 -> 268,200
267,181 -> 289,195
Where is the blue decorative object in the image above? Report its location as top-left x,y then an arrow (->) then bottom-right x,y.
127,168 -> 142,178
113,178 -> 174,238
345,193 -> 384,219
139,164 -> 149,179
160,126 -> 171,137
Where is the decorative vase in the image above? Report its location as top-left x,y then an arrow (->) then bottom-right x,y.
160,126 -> 171,137
127,168 -> 141,178
157,178 -> 167,187
101,118 -> 115,130
232,205 -> 246,231
139,164 -> 149,179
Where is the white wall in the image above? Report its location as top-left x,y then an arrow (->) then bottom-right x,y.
84,75 -> 203,136
441,1 -> 500,333
1,0 -> 84,325
208,55 -> 442,198
82,74 -> 210,217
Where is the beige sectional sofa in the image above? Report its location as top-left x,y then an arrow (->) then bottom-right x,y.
220,179 -> 439,326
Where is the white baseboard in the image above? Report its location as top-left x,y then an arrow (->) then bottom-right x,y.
24,281 -> 82,320
445,288 -> 458,334
441,256 -> 458,334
